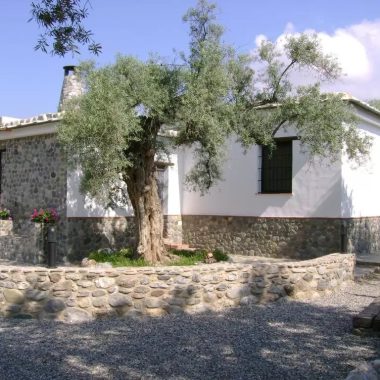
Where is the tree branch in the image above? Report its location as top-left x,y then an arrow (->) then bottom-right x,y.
271,59 -> 296,102
271,119 -> 287,137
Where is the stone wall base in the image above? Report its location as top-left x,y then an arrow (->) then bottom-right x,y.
345,217 -> 380,255
182,216 -> 343,259
0,221 -> 44,264
0,253 -> 355,321
64,215 -> 380,262
66,217 -> 136,262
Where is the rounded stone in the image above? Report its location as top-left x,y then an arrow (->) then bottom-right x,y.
92,297 -> 107,307
49,273 -> 62,283
216,283 -> 227,291
116,276 -> 136,288
134,286 -> 150,294
25,273 -> 38,283
140,277 -> 150,285
53,280 -> 74,291
17,282 -> 30,290
44,299 -> 66,313
65,273 -> 82,281
78,298 -> 91,308
25,289 -> 48,302
144,298 -> 163,309
92,289 -> 107,297
3,289 -> 25,304
62,308 -> 92,323
303,273 -> 314,282
226,286 -> 250,299
240,295 -> 259,306
132,293 -> 145,299
95,277 -> 115,289
164,305 -> 184,314
150,289 -> 165,297
77,280 -> 93,288
108,293 -> 133,307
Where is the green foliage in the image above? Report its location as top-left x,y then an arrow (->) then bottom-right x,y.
88,248 -> 148,267
169,248 -> 229,265
30,208 -> 59,224
212,249 -> 229,262
30,0 -> 101,56
59,57 -> 182,203
168,249 -> 205,266
0,208 -> 11,220
88,247 -> 229,267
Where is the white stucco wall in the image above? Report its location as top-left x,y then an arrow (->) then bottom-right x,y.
341,108 -> 380,217
66,153 -> 181,218
177,137 -> 342,218
66,168 -> 133,217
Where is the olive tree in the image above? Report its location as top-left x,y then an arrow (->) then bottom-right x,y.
59,0 -> 371,263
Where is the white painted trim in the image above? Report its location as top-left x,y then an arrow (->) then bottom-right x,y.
0,122 -> 58,140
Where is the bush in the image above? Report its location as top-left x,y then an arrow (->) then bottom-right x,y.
89,248 -> 148,267
0,208 -> 11,220
87,247 -> 230,267
31,208 -> 59,223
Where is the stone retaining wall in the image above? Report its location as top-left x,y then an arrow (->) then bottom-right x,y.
0,222 -> 44,264
0,253 -> 354,322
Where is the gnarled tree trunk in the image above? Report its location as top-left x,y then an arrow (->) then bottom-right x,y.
125,149 -> 165,263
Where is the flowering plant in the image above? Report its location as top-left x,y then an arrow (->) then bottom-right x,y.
0,208 -> 11,220
31,208 -> 59,224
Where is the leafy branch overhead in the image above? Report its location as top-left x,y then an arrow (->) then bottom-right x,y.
30,0 -> 101,56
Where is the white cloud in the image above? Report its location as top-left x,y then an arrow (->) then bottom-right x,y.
253,19 -> 380,101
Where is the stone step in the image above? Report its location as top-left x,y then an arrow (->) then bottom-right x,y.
353,297 -> 380,330
356,255 -> 380,267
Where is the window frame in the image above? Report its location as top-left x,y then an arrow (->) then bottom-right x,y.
259,137 -> 295,194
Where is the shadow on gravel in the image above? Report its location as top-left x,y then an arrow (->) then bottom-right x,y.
0,299 -> 379,380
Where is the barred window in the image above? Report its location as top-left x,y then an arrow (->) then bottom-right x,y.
261,140 -> 293,193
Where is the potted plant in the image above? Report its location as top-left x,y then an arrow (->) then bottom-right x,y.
31,208 -> 59,267
30,208 -> 59,224
0,208 -> 11,220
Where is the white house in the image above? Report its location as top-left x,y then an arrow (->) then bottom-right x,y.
0,67 -> 379,262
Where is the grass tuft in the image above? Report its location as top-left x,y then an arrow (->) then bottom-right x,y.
88,247 -> 229,267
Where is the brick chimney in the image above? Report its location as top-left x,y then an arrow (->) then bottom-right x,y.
58,65 -> 84,112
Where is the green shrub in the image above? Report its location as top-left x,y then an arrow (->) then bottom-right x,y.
168,248 -> 229,266
88,248 -> 148,267
87,247 -> 230,267
212,249 -> 229,262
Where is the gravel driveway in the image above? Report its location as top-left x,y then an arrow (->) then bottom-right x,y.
0,278 -> 379,380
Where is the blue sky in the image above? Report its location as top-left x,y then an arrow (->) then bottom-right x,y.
1,0 -> 380,118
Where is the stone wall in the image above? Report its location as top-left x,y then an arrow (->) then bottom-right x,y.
0,134 -> 67,260
66,217 -> 136,262
0,220 -> 13,236
0,253 -> 354,322
66,216 -> 185,261
182,215 -> 342,259
163,215 -> 183,244
0,222 -> 44,264
346,217 -> 380,255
